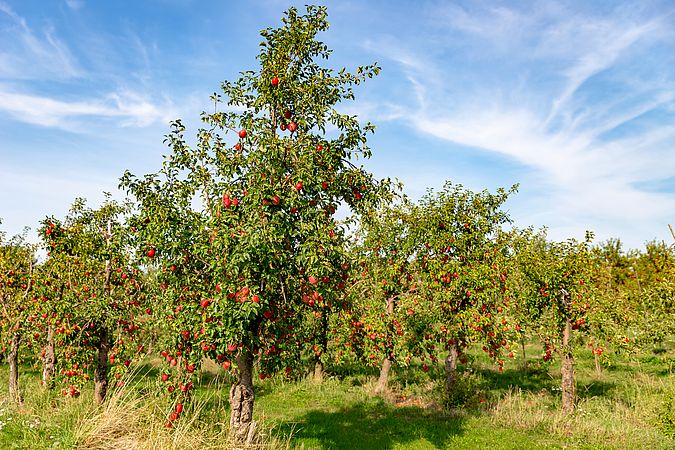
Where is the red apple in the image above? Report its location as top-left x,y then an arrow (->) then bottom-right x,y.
287,121 -> 297,132
223,193 -> 232,208
294,182 -> 303,191
271,77 -> 279,86
161,373 -> 169,382
284,110 -> 291,119
252,295 -> 260,304
308,275 -> 318,285
272,195 -> 281,205
238,129 -> 247,138
146,248 -> 156,258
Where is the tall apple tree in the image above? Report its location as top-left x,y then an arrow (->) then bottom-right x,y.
120,5 -> 387,442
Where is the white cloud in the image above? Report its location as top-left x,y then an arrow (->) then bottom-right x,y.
0,2 -> 82,79
542,17 -> 663,129
65,0 -> 84,10
0,86 -> 176,130
370,2 -> 675,248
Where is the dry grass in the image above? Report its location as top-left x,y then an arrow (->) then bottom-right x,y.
490,372 -> 674,449
73,370 -> 291,450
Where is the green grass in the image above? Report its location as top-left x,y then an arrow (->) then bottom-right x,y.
0,343 -> 672,449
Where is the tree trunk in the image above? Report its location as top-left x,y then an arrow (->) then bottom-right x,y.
444,341 -> 459,392
594,351 -> 602,375
312,312 -> 329,383
520,335 -> 528,370
375,295 -> 397,394
229,348 -> 256,445
42,325 -> 57,389
94,326 -> 110,404
561,317 -> 575,414
313,360 -> 324,383
375,357 -> 393,394
8,332 -> 22,404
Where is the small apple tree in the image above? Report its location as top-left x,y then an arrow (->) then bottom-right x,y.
37,198 -> 146,402
413,182 -> 517,394
515,230 -> 594,414
0,223 -> 36,403
630,240 -> 675,348
120,5 -> 386,441
344,196 -> 421,393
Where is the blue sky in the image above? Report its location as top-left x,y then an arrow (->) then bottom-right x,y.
1,0 -> 675,250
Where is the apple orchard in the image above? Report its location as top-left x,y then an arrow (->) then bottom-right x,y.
0,6 -> 673,446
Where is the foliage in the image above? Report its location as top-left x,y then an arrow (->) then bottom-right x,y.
119,5 -> 389,426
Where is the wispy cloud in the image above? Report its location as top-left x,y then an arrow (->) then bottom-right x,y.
541,16 -> 666,130
0,2 -> 82,79
0,86 -> 176,130
64,0 -> 84,10
368,1 -> 675,246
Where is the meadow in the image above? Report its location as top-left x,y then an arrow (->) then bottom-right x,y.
1,340 -> 672,449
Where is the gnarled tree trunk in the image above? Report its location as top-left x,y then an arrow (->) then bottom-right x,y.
561,317 -> 575,414
94,326 -> 110,404
8,331 -> 22,404
229,348 -> 256,445
42,325 -> 57,389
520,335 -> 528,370
444,341 -> 459,392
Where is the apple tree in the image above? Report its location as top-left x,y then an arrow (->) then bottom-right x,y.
625,240 -> 675,352
0,223 -> 36,403
413,182 -> 517,393
515,230 -> 594,414
341,196 -> 423,393
36,197 -> 147,402
120,5 -> 387,442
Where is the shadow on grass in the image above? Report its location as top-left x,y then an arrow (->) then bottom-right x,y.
576,379 -> 617,399
472,364 -> 557,394
475,363 -> 618,400
274,399 -> 465,450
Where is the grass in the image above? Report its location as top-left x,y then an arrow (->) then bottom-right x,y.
0,342 -> 672,449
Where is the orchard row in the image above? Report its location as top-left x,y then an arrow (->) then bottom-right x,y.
1,6 -> 673,444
